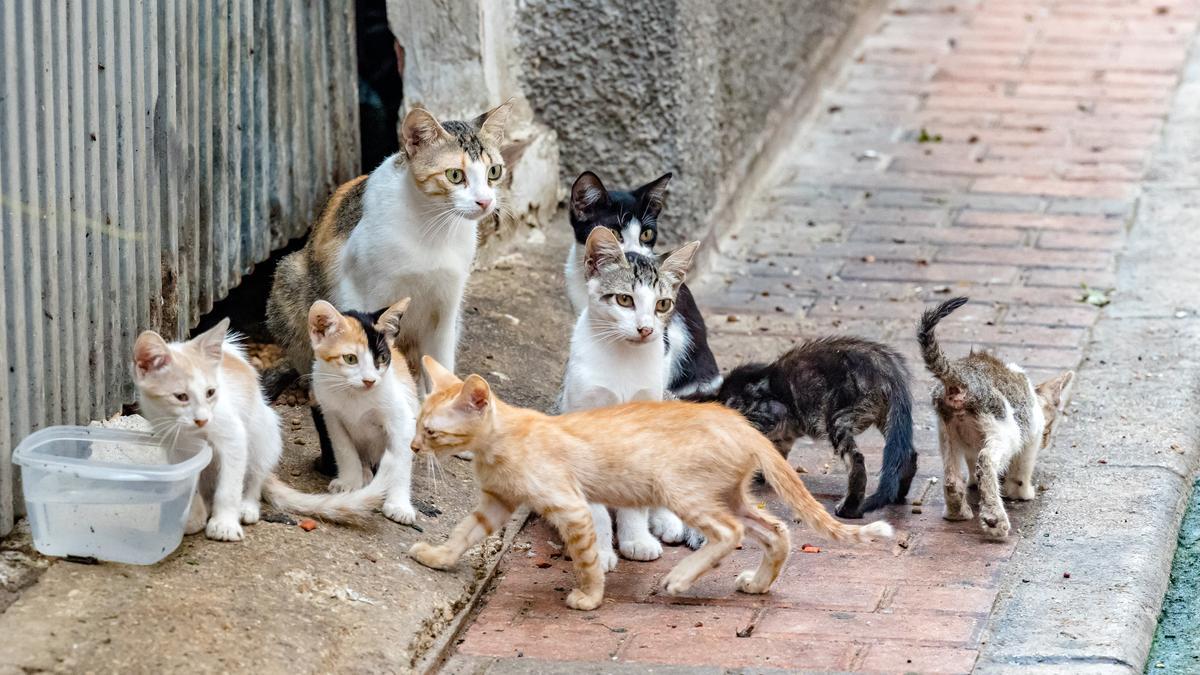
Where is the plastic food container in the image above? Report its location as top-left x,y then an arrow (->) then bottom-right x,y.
12,426 -> 212,565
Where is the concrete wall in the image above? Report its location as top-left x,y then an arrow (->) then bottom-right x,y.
513,0 -> 877,245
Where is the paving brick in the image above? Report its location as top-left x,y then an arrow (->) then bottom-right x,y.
620,632 -> 853,670
851,223 -> 1027,246
1002,303 -> 1101,328
1024,267 -> 1117,289
886,585 -> 1000,615
936,244 -> 1110,269
756,608 -> 982,645
956,210 -> 1124,233
858,642 -> 980,674
972,176 -> 1135,200
840,260 -> 1021,285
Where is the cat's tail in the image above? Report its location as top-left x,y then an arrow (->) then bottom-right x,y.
859,379 -> 916,513
918,296 -> 969,379
261,363 -> 300,401
262,457 -> 396,526
756,436 -> 893,543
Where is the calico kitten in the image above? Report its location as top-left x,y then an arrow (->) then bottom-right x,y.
133,320 -> 374,542
707,337 -> 918,519
267,103 -> 511,472
408,357 -> 892,610
565,171 -> 721,398
919,297 -> 1074,539
305,298 -> 420,524
559,227 -> 701,567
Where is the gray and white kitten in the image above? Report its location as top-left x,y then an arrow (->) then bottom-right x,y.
919,297 -> 1074,539
559,227 -> 703,568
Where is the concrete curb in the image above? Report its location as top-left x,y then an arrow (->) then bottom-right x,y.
976,28 -> 1200,673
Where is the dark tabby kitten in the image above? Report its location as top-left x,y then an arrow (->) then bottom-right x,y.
564,171 -> 722,398
702,337 -> 917,519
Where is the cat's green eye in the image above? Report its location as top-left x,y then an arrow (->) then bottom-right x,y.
640,229 -> 654,243
445,168 -> 465,184
615,294 -> 634,308
487,164 -> 503,181
174,393 -> 188,403
343,354 -> 358,365
655,299 -> 674,313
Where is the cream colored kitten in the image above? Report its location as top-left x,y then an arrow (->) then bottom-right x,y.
408,357 -> 892,610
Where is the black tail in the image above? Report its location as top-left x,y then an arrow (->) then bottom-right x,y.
859,358 -> 918,513
261,363 -> 300,401
918,296 -> 968,379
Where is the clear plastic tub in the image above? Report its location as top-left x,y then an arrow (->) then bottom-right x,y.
12,426 -> 212,565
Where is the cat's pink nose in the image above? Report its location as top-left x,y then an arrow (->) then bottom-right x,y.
193,419 -> 207,428
637,326 -> 654,338
475,198 -> 492,211
410,442 -> 420,454
362,379 -> 376,389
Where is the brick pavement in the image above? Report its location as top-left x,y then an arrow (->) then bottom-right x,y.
448,1 -> 1200,672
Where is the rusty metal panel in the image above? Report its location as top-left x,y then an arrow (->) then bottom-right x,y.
0,0 -> 360,536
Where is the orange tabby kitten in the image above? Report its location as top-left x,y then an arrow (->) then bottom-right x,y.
407,356 -> 893,610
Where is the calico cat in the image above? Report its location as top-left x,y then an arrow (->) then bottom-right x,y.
559,227 -> 701,567
408,356 -> 892,610
266,103 -> 511,472
706,337 -> 917,519
918,297 -> 1074,539
133,320 -> 375,542
565,171 -> 721,398
305,298 -> 420,524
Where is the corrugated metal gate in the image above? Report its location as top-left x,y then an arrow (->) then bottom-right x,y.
0,0 -> 361,536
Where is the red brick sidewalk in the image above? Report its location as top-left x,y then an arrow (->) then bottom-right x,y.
449,1 -> 1198,672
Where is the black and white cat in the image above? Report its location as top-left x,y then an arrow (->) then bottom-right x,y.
564,171 -> 722,399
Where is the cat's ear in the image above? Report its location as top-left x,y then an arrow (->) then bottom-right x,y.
401,107 -> 448,156
308,300 -> 343,345
133,331 -> 172,377
374,297 -> 411,340
422,355 -> 461,391
191,318 -> 229,364
584,226 -> 626,278
473,100 -> 513,147
1036,371 -> 1074,409
456,374 -> 492,414
570,172 -> 610,221
659,240 -> 700,288
634,172 -> 672,221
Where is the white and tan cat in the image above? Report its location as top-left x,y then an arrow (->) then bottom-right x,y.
408,356 -> 892,610
919,297 -> 1073,539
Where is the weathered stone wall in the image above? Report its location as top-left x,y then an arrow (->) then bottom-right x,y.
514,0 -> 876,244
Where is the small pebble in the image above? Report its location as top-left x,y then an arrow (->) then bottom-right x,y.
911,506 -> 923,514
299,519 -> 318,532
1063,571 -> 1071,579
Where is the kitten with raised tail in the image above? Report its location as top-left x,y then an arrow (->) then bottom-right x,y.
301,298 -> 420,524
133,320 -> 375,542
408,356 -> 892,611
560,227 -> 701,568
705,337 -> 918,519
918,297 -> 1073,539
565,171 -> 721,399
267,102 -> 512,473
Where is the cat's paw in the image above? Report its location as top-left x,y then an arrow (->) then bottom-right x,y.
979,509 -> 1011,539
735,569 -> 770,594
684,528 -> 707,550
661,568 -> 693,596
598,547 -> 619,572
1002,479 -> 1036,501
383,500 -> 417,525
329,475 -> 363,493
648,510 -> 686,544
239,501 -> 261,525
205,517 -> 244,542
565,588 -> 602,611
409,542 -> 454,570
834,500 -> 864,519
619,534 -> 663,561
942,504 -> 974,521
